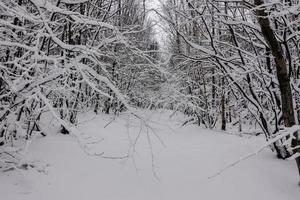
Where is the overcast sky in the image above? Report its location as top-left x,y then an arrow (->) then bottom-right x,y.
145,0 -> 168,49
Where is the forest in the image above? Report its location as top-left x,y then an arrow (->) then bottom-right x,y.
1,0 -> 300,199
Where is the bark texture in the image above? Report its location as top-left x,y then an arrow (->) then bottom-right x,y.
254,0 -> 300,177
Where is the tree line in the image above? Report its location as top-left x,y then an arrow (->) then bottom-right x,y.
160,0 -> 300,177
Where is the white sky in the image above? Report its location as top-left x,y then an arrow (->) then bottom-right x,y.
145,0 -> 168,48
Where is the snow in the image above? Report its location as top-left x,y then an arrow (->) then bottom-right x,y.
1,110 -> 299,200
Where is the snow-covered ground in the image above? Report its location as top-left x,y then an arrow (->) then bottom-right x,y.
1,110 -> 299,200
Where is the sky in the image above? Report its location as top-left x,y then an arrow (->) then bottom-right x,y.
145,0 -> 168,50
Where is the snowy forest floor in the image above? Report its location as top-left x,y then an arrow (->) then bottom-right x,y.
1,110 -> 300,200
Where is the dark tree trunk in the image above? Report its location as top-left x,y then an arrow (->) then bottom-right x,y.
221,77 -> 226,131
254,0 -> 300,179
221,94 -> 226,131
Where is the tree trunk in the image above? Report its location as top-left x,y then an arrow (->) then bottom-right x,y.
254,0 -> 300,180
221,93 -> 226,131
221,77 -> 226,131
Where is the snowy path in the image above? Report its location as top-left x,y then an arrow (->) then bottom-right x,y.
1,110 -> 299,200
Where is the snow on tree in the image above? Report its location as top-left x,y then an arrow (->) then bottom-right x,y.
0,0 -> 162,169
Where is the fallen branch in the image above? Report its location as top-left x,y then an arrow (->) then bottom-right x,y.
209,125 -> 300,179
